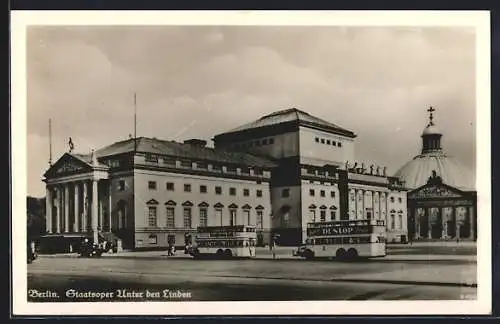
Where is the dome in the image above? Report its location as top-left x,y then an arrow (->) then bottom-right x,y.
394,151 -> 474,190
394,106 -> 474,190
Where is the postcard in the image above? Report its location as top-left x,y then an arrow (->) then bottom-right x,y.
11,10 -> 491,316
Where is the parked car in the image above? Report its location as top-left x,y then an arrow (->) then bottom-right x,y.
78,237 -> 112,258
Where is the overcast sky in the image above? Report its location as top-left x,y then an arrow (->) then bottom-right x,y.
27,26 -> 476,197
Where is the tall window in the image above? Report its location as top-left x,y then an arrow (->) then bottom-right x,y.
148,206 -> 157,227
283,212 -> 290,228
282,188 -> 290,198
320,210 -> 326,222
330,211 -> 336,221
145,154 -> 158,163
320,190 -> 325,197
199,209 -> 208,227
256,211 -> 263,229
215,186 -> 222,195
256,189 -> 263,197
183,208 -> 192,228
309,210 -> 316,222
330,191 -> 335,198
118,180 -> 125,191
398,214 -> 403,230
166,207 -> 175,228
243,210 -> 251,225
243,189 -> 250,197
390,214 -> 395,230
166,182 -> 174,191
148,181 -> 157,190
184,184 -> 191,192
229,188 -> 236,196
309,189 -> 315,196
229,210 -> 236,226
215,209 -> 223,226
200,185 -> 207,193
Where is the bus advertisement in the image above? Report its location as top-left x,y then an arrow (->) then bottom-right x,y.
188,225 -> 257,259
294,219 -> 387,260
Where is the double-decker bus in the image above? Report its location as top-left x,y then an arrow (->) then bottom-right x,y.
188,225 -> 257,259
294,219 -> 387,260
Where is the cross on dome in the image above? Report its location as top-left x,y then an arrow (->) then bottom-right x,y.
427,106 -> 436,125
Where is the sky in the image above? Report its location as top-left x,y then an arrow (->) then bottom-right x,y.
26,26 -> 476,197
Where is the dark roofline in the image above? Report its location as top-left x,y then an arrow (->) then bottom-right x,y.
94,136 -> 278,168
213,119 -> 356,143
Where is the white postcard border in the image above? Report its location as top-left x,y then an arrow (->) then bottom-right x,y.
11,10 -> 491,316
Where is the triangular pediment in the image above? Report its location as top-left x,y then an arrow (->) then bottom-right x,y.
44,153 -> 92,179
408,182 -> 465,199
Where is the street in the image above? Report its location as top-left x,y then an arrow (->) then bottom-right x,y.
27,244 -> 477,301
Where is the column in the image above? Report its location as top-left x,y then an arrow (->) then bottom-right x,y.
74,182 -> 80,232
64,184 -> 70,232
415,208 -> 420,239
99,199 -> 103,231
92,178 -> 99,244
353,189 -> 358,220
426,208 -> 431,239
45,187 -> 53,233
56,187 -> 61,233
469,206 -> 475,240
82,181 -> 88,232
455,207 -> 460,239
108,183 -> 112,232
451,206 -> 456,238
441,207 -> 446,239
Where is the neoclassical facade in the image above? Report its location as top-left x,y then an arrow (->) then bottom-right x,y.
43,108 -> 411,249
43,138 -> 276,249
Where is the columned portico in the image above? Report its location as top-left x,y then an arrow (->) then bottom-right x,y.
43,151 -> 111,244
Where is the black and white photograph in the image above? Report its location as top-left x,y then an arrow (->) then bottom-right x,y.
11,10 -> 491,316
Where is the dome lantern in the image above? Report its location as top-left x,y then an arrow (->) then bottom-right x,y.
421,106 -> 442,153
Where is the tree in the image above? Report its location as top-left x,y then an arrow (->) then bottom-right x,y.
27,196 -> 46,238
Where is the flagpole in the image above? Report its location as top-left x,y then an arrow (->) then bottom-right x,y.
134,92 -> 137,152
48,119 -> 52,166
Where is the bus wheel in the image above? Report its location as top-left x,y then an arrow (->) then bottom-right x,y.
216,249 -> 224,258
224,249 -> 233,258
346,248 -> 358,261
303,249 -> 314,260
335,248 -> 346,260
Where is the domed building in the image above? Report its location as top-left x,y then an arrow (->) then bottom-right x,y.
395,107 -> 476,241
